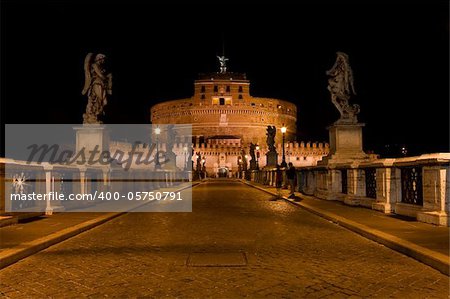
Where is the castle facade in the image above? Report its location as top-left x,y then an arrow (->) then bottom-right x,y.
150,64 -> 328,177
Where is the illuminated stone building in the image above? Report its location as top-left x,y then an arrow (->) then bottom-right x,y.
150,61 -> 328,176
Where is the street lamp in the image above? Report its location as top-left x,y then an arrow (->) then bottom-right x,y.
281,125 -> 287,168
256,145 -> 260,170
155,126 -> 161,169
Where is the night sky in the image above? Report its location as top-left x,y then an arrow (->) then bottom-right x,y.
1,2 -> 449,156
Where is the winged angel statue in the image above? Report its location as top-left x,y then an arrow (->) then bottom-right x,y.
217,55 -> 229,74
326,52 -> 359,124
266,125 -> 276,152
82,53 -> 112,124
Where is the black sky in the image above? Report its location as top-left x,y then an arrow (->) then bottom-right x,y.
1,2 -> 449,156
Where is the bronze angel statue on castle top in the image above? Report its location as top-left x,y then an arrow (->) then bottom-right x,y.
82,53 -> 112,124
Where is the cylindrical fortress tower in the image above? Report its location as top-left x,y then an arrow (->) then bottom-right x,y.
151,72 -> 297,148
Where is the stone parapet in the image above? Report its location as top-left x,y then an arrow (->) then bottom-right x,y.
250,153 -> 450,226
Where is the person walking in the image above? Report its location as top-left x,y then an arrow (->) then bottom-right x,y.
286,162 -> 296,198
272,165 -> 283,200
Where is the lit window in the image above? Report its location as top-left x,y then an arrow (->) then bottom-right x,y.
277,105 -> 282,109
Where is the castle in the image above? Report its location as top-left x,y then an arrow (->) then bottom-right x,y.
149,58 -> 329,177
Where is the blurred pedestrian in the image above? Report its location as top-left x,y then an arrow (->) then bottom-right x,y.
286,162 -> 296,198
275,165 -> 283,199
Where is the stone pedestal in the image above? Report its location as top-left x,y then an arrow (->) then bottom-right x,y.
371,166 -> 400,213
249,160 -> 257,171
319,123 -> 369,165
265,151 -> 278,167
417,166 -> 450,226
314,123 -> 370,201
74,125 -> 110,164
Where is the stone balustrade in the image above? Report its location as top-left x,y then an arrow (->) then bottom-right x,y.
248,153 -> 450,226
0,158 -> 192,216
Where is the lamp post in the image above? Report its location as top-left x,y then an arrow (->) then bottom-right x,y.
256,145 -> 260,170
281,125 -> 287,168
155,126 -> 161,169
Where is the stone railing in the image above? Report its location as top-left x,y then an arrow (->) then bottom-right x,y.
0,158 -> 192,216
248,153 -> 450,226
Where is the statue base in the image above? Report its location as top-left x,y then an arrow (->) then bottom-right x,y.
265,151 -> 278,167
318,123 -> 369,166
73,125 -> 109,165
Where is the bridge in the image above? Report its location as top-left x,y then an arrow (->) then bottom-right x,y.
0,179 -> 448,298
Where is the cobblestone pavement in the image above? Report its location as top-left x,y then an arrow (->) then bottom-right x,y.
1,180 -> 448,298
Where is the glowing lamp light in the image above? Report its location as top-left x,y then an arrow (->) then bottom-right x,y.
256,145 -> 260,151
281,126 -> 287,134
155,127 -> 161,135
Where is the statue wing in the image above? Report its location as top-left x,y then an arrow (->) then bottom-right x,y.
81,53 -> 93,95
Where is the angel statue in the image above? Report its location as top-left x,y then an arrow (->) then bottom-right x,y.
81,53 -> 112,124
326,52 -> 360,124
266,126 -> 276,152
217,55 -> 229,74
